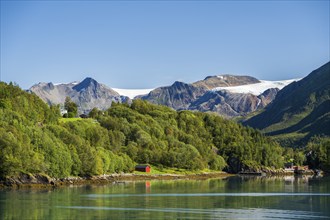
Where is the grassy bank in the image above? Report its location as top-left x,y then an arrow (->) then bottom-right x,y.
133,167 -> 221,175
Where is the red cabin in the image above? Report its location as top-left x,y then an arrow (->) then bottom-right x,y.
135,165 -> 151,173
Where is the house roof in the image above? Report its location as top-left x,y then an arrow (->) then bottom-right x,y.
135,165 -> 150,168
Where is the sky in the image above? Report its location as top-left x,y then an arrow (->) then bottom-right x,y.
1,1 -> 329,89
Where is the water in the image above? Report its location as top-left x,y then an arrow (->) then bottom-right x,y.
1,175 -> 330,219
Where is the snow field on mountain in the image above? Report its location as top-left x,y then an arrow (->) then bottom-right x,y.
213,79 -> 300,95
112,88 -> 154,99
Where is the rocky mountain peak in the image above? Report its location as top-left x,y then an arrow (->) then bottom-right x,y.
73,77 -> 99,92
29,77 -> 126,114
171,81 -> 190,90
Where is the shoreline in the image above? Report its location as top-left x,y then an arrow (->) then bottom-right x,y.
0,170 -> 323,189
0,172 -> 232,189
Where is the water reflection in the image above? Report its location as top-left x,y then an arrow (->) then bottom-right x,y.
57,206 -> 328,219
0,175 -> 329,220
83,192 -> 330,198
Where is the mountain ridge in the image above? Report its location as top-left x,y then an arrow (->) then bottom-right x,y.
193,75 -> 260,90
30,74 -> 300,117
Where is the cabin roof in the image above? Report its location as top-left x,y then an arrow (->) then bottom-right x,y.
135,165 -> 150,168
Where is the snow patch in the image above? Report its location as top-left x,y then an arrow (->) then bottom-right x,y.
213,79 -> 300,95
112,88 -> 154,99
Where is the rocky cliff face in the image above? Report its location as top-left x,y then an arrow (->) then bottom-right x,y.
30,77 -> 128,114
141,81 -> 207,110
189,88 -> 279,117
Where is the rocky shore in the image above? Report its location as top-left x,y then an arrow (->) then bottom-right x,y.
237,167 -> 318,176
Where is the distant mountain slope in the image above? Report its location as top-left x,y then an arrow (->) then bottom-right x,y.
243,62 -> 330,146
30,77 -> 127,113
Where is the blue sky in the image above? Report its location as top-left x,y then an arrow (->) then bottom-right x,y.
1,1 -> 329,89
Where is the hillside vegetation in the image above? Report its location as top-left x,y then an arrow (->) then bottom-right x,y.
1,82 -> 325,178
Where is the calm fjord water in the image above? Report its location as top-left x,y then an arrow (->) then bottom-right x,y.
1,176 -> 330,219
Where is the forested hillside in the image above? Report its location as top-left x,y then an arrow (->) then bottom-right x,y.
0,82 -> 318,179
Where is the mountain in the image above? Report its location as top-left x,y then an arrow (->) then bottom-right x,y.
141,81 -> 207,110
30,77 -> 127,113
140,75 -> 294,118
243,62 -> 330,147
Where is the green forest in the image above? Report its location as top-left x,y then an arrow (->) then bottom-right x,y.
0,82 -> 329,179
